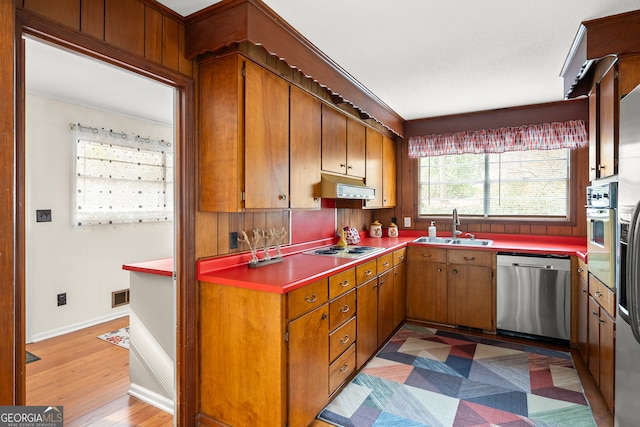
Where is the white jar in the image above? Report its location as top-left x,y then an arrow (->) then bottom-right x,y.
388,223 -> 398,237
369,221 -> 382,238
428,221 -> 437,238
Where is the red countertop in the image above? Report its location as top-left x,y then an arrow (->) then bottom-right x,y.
122,257 -> 173,277
197,232 -> 587,294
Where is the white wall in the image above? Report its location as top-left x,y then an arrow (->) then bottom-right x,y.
26,94 -> 174,341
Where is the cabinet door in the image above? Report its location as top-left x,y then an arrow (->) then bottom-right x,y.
577,262 -> 589,362
288,304 -> 329,427
290,86 -> 321,209
448,264 -> 493,330
588,296 -> 600,385
382,135 -> 396,207
321,105 -> 347,175
356,279 -> 378,369
599,308 -> 615,413
392,262 -> 406,329
599,67 -> 618,178
244,60 -> 290,209
364,127 -> 383,208
377,269 -> 395,346
406,261 -> 447,323
346,117 -> 365,177
589,86 -> 600,181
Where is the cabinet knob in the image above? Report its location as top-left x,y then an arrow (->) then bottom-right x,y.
383,261 -> 390,267
595,291 -> 603,298
340,163 -> 346,168
379,280 -> 385,286
437,268 -> 442,272
322,313 -> 327,320
347,165 -> 353,170
278,194 -> 287,201
365,270 -> 372,276
452,269 -> 458,274
577,267 -> 584,273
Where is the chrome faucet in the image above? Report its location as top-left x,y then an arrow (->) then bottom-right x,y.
452,208 -> 462,239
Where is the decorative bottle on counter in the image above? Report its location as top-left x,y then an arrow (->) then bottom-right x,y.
388,222 -> 398,237
369,220 -> 382,238
428,221 -> 437,238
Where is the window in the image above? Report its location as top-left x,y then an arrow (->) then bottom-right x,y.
72,124 -> 173,226
418,148 -> 569,218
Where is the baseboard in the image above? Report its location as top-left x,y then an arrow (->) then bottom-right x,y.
128,382 -> 175,415
29,309 -> 129,343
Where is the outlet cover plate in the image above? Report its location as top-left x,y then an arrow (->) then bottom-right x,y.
36,209 -> 52,222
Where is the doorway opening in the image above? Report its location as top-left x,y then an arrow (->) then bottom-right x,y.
24,36 -> 177,423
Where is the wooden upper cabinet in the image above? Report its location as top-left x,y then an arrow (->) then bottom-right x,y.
364,127 -> 383,208
244,60 -> 290,209
321,105 -> 348,175
290,86 -> 321,209
589,85 -> 600,181
198,54 -> 289,212
382,135 -> 396,207
598,66 -> 618,178
199,54 -> 243,212
321,106 -> 365,178
346,118 -> 366,177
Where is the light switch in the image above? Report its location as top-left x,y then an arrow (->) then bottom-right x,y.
403,216 -> 411,228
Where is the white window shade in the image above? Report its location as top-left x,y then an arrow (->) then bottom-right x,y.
72,123 -> 173,226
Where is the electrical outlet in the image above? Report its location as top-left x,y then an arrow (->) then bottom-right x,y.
403,216 -> 412,228
57,293 -> 66,306
229,232 -> 239,249
36,209 -> 52,222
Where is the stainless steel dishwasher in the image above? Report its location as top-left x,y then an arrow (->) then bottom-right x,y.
496,253 -> 571,342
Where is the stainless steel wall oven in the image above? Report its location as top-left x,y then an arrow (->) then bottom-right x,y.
586,181 -> 617,290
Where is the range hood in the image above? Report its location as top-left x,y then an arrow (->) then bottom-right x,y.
319,173 -> 376,200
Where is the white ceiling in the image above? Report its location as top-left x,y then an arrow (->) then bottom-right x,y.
26,1 -> 640,126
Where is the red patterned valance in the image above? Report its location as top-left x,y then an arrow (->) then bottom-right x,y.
408,120 -> 587,158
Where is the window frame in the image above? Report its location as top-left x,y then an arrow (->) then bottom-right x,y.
413,148 -> 580,227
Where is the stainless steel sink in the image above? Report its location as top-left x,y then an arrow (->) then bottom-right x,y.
413,236 -> 493,247
450,238 -> 493,246
413,236 -> 453,245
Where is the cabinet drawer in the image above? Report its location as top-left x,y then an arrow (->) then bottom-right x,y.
589,273 -> 616,317
407,246 -> 447,263
287,278 -> 328,320
356,260 -> 377,285
377,253 -> 393,274
393,248 -> 406,265
329,316 -> 356,363
329,344 -> 356,395
329,289 -> 356,330
577,258 -> 588,282
329,268 -> 356,299
447,249 -> 492,266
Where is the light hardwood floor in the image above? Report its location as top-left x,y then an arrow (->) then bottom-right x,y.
26,316 -> 173,427
26,318 -> 611,427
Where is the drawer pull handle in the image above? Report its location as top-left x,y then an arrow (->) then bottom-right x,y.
339,363 -> 350,374
599,318 -> 605,324
592,310 -> 599,316
452,269 -> 458,274
340,305 -> 350,313
582,289 -> 587,293
383,261 -> 390,267
379,280 -> 385,286
340,280 -> 350,287
340,335 -> 350,344
305,294 -> 317,303
577,267 -> 584,272
464,256 -> 475,261
421,253 -> 432,258
595,291 -> 603,297
365,270 -> 373,276
437,268 -> 442,272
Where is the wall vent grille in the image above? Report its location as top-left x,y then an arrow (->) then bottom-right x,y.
112,289 -> 130,308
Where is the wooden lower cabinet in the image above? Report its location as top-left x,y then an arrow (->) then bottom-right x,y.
577,259 -> 589,363
587,273 -> 615,414
288,304 -> 329,427
406,246 -> 495,331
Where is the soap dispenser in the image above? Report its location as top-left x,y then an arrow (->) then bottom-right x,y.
428,221 -> 437,238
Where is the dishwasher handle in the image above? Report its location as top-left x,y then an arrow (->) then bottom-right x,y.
511,263 -> 554,269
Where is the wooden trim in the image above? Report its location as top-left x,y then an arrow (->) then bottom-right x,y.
13,8 -> 198,425
185,0 -> 404,136
404,98 -> 589,138
1,0 -> 17,406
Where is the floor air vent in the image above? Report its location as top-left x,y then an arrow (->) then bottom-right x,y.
112,289 -> 130,308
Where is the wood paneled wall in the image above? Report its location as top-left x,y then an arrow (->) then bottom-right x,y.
20,0 -> 193,76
